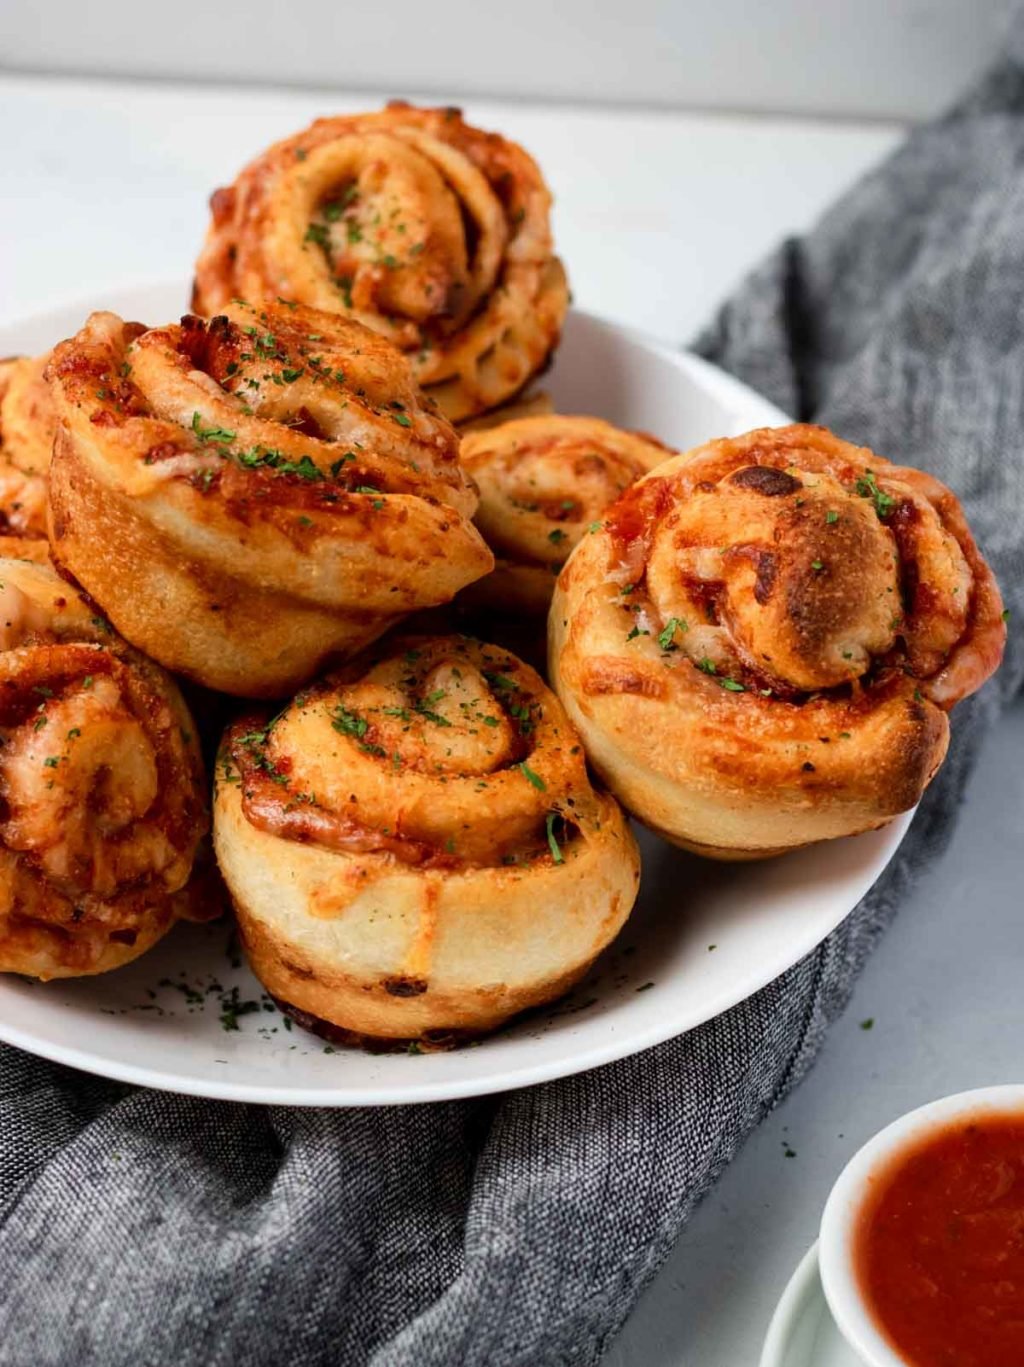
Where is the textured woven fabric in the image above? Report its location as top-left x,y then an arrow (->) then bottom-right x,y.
3,46 -> 1024,1367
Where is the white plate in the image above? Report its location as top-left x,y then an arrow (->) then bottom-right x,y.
761,1243 -> 866,1367
0,283 -> 914,1106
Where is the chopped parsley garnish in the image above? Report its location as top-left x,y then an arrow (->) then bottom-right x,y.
392,412 -> 412,428
548,529 -> 567,545
855,470 -> 897,519
626,625 -> 649,641
719,678 -> 746,692
545,812 -> 564,864
236,447 -> 323,481
331,705 -> 368,739
191,412 -> 235,445
825,510 -> 839,524
658,618 -> 686,651
219,987 -> 261,1031
811,559 -> 824,571
697,657 -> 717,675
518,761 -> 546,791
305,222 -> 330,248
415,704 -> 451,727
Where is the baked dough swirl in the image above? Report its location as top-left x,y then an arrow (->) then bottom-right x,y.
193,103 -> 569,423
214,635 -> 639,1047
460,414 -> 674,614
549,425 -> 1006,860
0,352 -> 55,556
46,302 -> 492,697
0,558 -> 209,978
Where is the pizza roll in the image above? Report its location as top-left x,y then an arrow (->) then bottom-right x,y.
214,634 -> 639,1048
0,558 -> 210,978
460,414 -> 673,614
550,424 -> 1006,860
193,103 -> 569,423
46,301 -> 492,697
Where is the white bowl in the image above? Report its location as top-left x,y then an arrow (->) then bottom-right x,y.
819,1084 -> 1024,1367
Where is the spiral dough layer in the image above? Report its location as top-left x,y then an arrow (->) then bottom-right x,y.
0,352 -> 55,556
193,103 -> 569,423
46,302 -> 492,697
0,559 -> 210,978
214,634 -> 639,1046
460,414 -> 674,614
549,424 -> 1006,859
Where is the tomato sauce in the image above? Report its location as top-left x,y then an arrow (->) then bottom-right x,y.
854,1113 -> 1024,1366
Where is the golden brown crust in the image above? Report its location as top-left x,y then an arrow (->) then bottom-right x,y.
0,536 -> 50,565
0,353 -> 54,545
549,424 -> 1006,860
0,559 -> 210,978
192,103 -> 569,423
46,304 -> 492,697
460,414 -> 674,615
213,634 -> 640,1044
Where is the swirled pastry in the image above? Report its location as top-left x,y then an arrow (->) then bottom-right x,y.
214,635 -> 639,1047
0,352 -> 54,548
460,415 -> 674,614
0,558 -> 209,978
193,103 -> 569,423
46,302 -> 492,698
550,425 -> 1006,860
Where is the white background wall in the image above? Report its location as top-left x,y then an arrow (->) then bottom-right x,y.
1,0 -> 1017,119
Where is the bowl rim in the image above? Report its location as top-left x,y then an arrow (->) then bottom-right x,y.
818,1083 -> 1024,1367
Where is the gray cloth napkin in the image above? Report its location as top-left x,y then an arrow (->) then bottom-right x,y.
3,42 -> 1024,1367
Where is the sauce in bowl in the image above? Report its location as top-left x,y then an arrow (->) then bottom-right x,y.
854,1112 -> 1024,1367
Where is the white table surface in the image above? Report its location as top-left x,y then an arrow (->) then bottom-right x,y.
4,73 -> 1021,1366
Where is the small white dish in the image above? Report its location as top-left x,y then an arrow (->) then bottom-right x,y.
818,1085 -> 1024,1367
761,1243 -> 866,1367
0,282 -> 914,1106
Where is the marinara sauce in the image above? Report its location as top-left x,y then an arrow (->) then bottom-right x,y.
854,1113 -> 1024,1367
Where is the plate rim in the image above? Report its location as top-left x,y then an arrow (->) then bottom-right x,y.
760,1240 -> 828,1367
0,282 -> 911,1106
0,810 -> 913,1107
